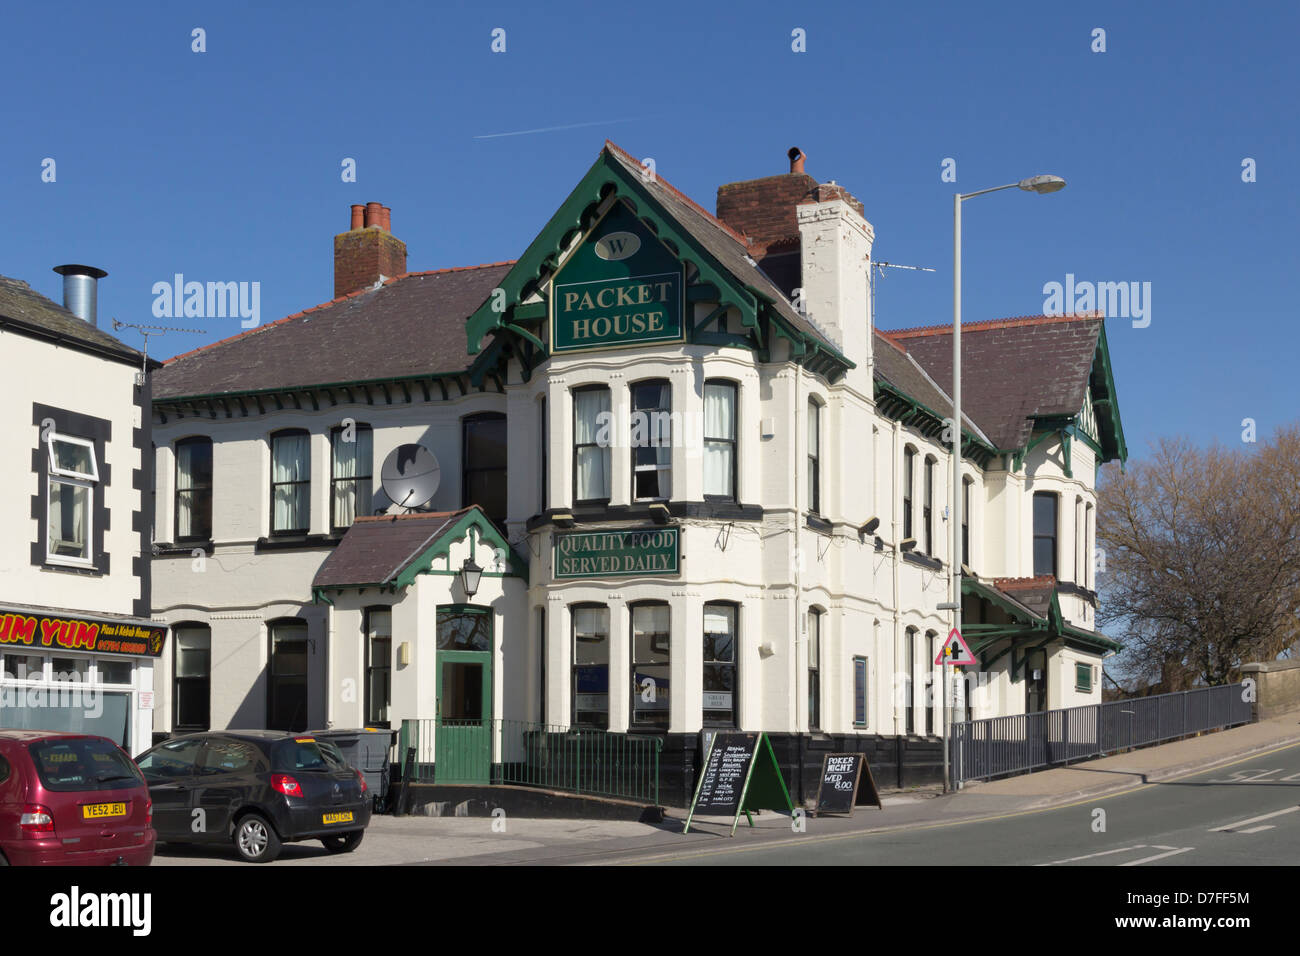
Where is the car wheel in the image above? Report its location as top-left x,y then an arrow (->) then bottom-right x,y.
321,829 -> 365,854
233,813 -> 281,863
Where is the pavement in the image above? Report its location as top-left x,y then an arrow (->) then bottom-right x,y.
152,710 -> 1300,865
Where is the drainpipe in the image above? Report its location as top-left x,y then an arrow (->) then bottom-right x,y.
793,365 -> 803,740
889,421 -> 899,738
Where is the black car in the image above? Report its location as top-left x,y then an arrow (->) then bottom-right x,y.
135,731 -> 371,863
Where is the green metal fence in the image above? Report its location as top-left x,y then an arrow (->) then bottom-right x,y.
397,718 -> 662,805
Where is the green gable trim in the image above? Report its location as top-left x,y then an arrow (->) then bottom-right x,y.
1088,321 -> 1128,464
464,146 -> 852,384
390,508 -> 528,590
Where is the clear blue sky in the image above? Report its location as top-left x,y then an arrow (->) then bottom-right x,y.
3,0 -> 1295,459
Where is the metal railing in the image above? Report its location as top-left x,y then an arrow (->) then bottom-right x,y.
396,718 -> 662,805
952,683 -> 1253,785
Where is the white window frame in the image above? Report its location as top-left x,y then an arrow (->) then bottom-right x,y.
46,473 -> 95,567
47,433 -> 99,481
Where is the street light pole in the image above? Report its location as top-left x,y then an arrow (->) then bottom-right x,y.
943,174 -> 1067,794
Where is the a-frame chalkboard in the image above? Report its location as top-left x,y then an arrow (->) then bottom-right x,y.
813,753 -> 883,816
683,732 -> 795,836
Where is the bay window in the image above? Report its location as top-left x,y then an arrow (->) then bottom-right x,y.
630,603 -> 670,728
573,387 -> 611,503
1033,491 -> 1058,577
631,380 -> 671,501
572,605 -> 609,729
462,412 -> 508,527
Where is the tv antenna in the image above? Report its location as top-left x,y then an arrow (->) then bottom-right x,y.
110,319 -> 205,385
869,260 -> 936,354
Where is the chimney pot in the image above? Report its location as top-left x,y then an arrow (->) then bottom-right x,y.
788,147 -> 805,175
381,206 -> 392,232
52,264 -> 108,327
334,203 -> 406,298
365,202 -> 383,229
350,205 -> 365,230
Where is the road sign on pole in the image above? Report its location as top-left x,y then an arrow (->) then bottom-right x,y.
936,628 -> 976,666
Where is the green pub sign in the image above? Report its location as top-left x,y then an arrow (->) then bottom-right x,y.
550,201 -> 684,354
554,527 -> 680,579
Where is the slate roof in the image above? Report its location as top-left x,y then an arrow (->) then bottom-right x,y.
601,142 -> 850,365
154,264 -> 514,401
872,330 -> 990,443
0,274 -> 148,368
881,314 -> 1104,451
312,510 -> 463,589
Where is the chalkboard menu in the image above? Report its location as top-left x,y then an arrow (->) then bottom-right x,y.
692,733 -> 758,813
814,753 -> 882,816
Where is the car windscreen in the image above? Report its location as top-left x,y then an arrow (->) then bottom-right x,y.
28,738 -> 145,793
272,737 -> 349,773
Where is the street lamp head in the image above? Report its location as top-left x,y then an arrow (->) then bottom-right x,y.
1018,174 -> 1066,194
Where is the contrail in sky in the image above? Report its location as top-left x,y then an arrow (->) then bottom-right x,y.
474,116 -> 651,139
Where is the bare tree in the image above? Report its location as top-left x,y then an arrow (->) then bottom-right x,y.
1096,425 -> 1300,690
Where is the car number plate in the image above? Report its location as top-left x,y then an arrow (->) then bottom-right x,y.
323,811 -> 354,825
84,802 -> 127,819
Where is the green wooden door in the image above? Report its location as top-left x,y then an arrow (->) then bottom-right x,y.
434,649 -> 493,784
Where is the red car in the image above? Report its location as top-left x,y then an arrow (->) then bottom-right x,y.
0,731 -> 154,866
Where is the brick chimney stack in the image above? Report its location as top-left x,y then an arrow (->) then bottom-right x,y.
334,202 -> 407,298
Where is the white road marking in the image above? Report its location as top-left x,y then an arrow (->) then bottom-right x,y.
1120,847 -> 1195,866
1035,845 -> 1148,866
1209,805 -> 1299,832
1238,825 -> 1275,834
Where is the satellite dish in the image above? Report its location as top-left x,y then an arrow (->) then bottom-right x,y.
380,443 -> 441,510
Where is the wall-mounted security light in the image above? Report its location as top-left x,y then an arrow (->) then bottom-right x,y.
900,538 -> 917,552
397,642 -> 411,667
859,516 -> 880,537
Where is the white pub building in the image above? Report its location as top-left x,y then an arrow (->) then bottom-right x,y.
148,144 -> 1127,804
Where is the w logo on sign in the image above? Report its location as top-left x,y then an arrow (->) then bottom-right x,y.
595,231 -> 641,261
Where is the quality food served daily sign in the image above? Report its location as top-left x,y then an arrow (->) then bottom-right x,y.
554,527 -> 680,579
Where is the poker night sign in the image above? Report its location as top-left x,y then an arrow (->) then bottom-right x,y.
550,201 -> 684,354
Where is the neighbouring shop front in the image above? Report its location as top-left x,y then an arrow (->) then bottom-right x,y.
0,605 -> 166,755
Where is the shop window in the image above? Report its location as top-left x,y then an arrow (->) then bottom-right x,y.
631,380 -> 671,501
331,423 -> 372,530
1033,492 -> 1058,577
703,603 -> 737,726
173,624 -> 211,731
631,603 -> 670,728
175,436 -> 213,542
96,658 -> 132,686
923,456 -> 936,555
573,387 -> 611,503
270,430 -> 310,534
47,433 -> 98,565
365,608 -> 391,726
703,381 -> 737,499
571,605 -> 609,729
905,627 -> 917,734
267,619 -> 308,731
807,399 -> 821,515
903,446 -> 916,541
808,607 -> 822,730
462,413 -> 507,527
853,656 -> 868,728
